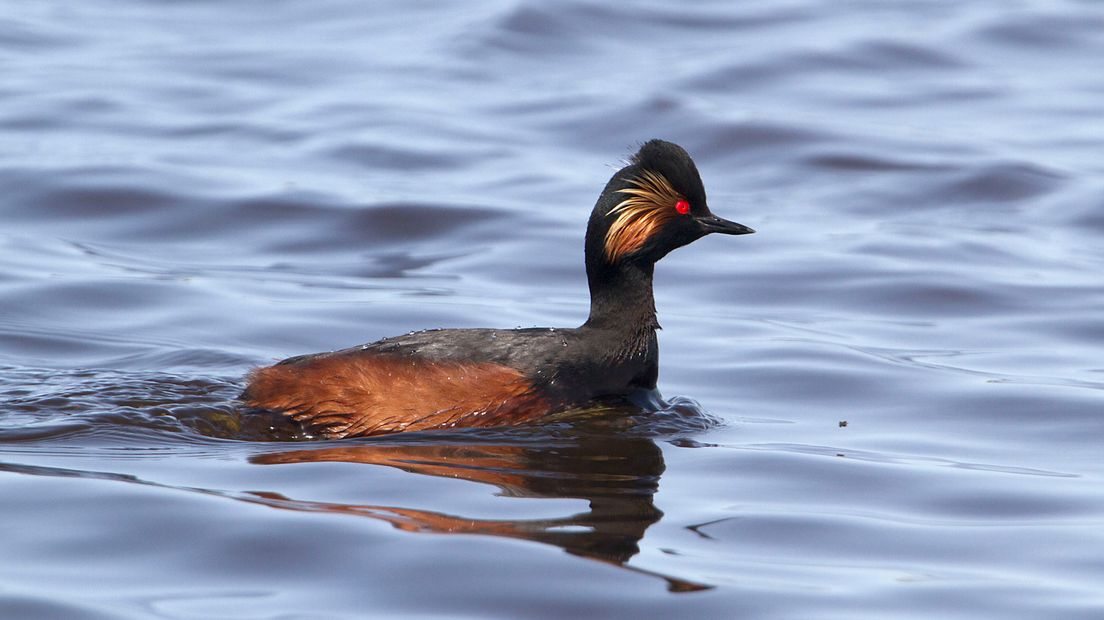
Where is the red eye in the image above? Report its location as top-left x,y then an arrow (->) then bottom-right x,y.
675,200 -> 690,215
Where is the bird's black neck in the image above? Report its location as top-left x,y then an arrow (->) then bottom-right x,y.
583,260 -> 659,335
580,182 -> 660,364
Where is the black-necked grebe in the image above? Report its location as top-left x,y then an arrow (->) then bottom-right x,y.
242,139 -> 754,437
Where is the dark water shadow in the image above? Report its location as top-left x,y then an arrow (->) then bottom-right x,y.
0,435 -> 710,593
248,434 -> 712,592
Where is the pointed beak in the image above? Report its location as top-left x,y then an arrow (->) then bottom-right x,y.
696,214 -> 755,235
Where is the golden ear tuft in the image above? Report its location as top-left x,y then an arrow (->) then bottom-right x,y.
604,170 -> 683,262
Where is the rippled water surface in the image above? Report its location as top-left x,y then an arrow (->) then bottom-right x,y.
3,1 -> 1104,618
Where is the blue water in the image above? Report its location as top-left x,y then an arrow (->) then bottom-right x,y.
3,1 -> 1103,618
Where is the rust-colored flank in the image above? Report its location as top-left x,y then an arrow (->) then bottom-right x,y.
245,353 -> 553,438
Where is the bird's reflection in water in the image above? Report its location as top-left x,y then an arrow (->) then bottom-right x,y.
250,432 -> 712,592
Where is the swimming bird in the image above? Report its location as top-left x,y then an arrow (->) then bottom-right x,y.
242,139 -> 754,437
